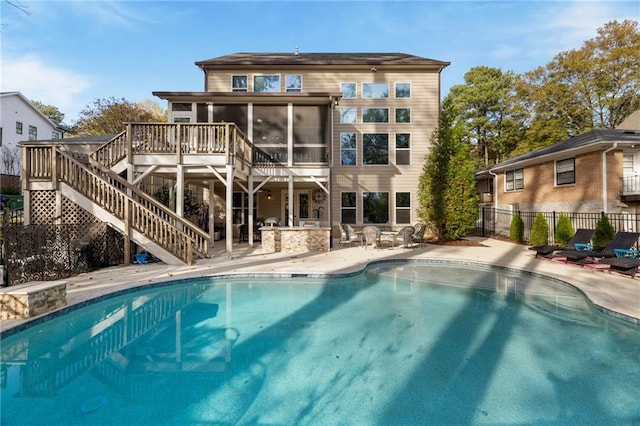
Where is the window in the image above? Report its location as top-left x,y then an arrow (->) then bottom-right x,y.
395,83 -> 411,98
16,122 -> 23,134
362,108 -> 389,123
363,192 -> 389,224
396,192 -> 411,224
340,107 -> 357,124
395,133 -> 410,165
0,127 -> 3,147
624,154 -> 634,175
341,192 -> 356,224
286,74 -> 302,92
254,75 -> 280,92
173,117 -> 191,123
363,133 -> 388,165
341,83 -> 356,99
52,132 -> 61,140
232,191 -> 257,225
232,75 -> 248,92
362,83 -> 389,99
171,103 -> 192,111
395,108 -> 411,123
505,169 -> 524,191
340,132 -> 356,165
28,125 -> 37,141
556,158 -> 575,186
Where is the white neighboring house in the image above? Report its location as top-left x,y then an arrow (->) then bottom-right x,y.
0,92 -> 63,175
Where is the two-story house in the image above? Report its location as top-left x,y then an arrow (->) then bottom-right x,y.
20,52 -> 448,264
0,92 -> 63,175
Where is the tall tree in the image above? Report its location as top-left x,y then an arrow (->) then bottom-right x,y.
71,97 -> 166,136
447,66 -> 523,167
516,20 -> 640,152
31,100 -> 65,127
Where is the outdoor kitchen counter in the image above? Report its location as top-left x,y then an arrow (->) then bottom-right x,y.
260,226 -> 331,253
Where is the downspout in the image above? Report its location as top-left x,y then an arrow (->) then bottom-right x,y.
602,143 -> 617,214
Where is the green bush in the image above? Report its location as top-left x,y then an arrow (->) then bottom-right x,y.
554,214 -> 575,246
593,214 -> 615,248
509,214 -> 525,243
529,213 -> 549,246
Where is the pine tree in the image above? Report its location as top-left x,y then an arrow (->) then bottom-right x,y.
510,214 -> 524,243
529,213 -> 549,246
554,214 -> 575,246
593,214 -> 615,248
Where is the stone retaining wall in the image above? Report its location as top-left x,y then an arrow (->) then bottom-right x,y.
0,281 -> 67,319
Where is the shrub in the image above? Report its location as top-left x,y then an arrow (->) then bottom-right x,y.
593,214 -> 615,248
554,214 -> 575,246
509,214 -> 524,243
529,213 -> 549,246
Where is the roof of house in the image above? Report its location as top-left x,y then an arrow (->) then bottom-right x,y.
0,91 -> 63,131
476,128 -> 640,177
617,110 -> 640,130
195,52 -> 450,69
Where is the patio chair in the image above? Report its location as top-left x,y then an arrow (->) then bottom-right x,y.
238,224 -> 248,243
529,228 -> 595,259
344,224 -> 362,246
555,231 -> 640,264
411,223 -> 427,248
395,226 -> 416,249
362,225 -> 380,250
597,255 -> 640,278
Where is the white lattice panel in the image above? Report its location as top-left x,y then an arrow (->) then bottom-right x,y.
29,191 -> 55,225
62,195 -> 98,224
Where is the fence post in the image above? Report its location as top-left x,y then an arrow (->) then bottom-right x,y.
481,207 -> 486,237
1,208 -> 8,287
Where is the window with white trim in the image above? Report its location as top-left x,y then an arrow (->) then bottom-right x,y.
363,133 -> 389,165
286,74 -> 302,92
395,108 -> 411,123
341,192 -> 356,224
16,122 -> 23,134
232,75 -> 247,92
395,133 -> 410,165
362,108 -> 389,123
28,125 -> 37,141
505,169 -> 524,191
395,83 -> 411,98
556,158 -> 575,186
254,75 -> 280,92
362,82 -> 389,99
363,192 -> 389,223
341,82 -> 356,99
340,107 -> 357,124
396,192 -> 411,224
340,132 -> 356,166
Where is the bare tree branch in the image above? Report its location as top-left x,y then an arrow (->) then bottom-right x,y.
5,0 -> 31,16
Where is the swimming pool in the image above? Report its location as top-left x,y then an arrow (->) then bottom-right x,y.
1,260 -> 639,425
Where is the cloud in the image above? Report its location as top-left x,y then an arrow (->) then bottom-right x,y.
0,55 -> 91,122
72,0 -> 158,30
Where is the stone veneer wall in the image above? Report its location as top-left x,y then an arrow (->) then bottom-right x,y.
0,281 -> 67,320
261,227 -> 330,253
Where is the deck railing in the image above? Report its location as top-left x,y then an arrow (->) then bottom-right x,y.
90,123 -> 253,170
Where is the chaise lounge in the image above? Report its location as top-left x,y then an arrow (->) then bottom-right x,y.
555,231 -> 640,264
529,228 -> 595,258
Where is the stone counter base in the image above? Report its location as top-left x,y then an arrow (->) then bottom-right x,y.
261,227 -> 330,253
1,281 -> 67,320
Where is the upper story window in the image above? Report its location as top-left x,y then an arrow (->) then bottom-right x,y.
254,75 -> 280,93
363,133 -> 389,165
232,75 -> 248,92
395,108 -> 411,123
173,117 -> 191,123
624,154 -> 634,175
395,133 -> 411,165
362,83 -> 389,99
172,103 -> 192,111
556,158 -> 575,186
395,83 -> 411,98
51,132 -> 61,139
286,75 -> 302,93
505,169 -> 524,191
28,125 -> 37,141
362,108 -> 389,123
340,132 -> 357,166
340,107 -> 357,124
341,82 -> 356,99
16,122 -> 23,134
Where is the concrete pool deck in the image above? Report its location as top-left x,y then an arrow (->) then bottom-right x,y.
1,237 -> 639,333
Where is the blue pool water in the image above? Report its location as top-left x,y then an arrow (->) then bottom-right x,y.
1,261 -> 639,425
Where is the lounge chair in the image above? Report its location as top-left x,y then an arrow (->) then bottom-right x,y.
395,226 -> 416,249
362,225 -> 380,250
555,231 -> 640,264
597,255 -> 640,278
529,228 -> 595,258
411,223 -> 427,248
344,224 -> 362,246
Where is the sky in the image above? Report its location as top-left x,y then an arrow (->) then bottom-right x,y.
1,0 -> 638,125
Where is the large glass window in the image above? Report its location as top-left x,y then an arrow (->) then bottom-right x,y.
362,83 -> 389,99
341,83 -> 356,99
556,158 -> 575,186
232,75 -> 247,92
396,192 -> 411,224
395,83 -> 411,98
395,108 -> 411,123
286,74 -> 302,93
341,192 -> 356,224
172,103 -> 192,111
232,192 -> 257,225
362,108 -> 389,123
28,125 -> 37,141
340,132 -> 356,166
254,75 -> 280,93
340,108 -> 357,124
363,133 -> 388,165
15,122 -> 22,134
363,192 -> 389,224
395,133 -> 411,165
505,169 -> 524,191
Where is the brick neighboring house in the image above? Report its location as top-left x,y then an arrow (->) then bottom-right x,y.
0,92 -> 64,175
475,126 -> 640,215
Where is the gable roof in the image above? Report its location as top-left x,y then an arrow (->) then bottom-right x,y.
617,110 -> 640,130
477,128 -> 640,176
195,52 -> 450,70
0,91 -> 62,131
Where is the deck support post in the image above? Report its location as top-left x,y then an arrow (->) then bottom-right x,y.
225,165 -> 234,258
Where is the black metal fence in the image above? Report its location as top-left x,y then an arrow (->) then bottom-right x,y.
475,208 -> 638,243
1,221 -> 124,287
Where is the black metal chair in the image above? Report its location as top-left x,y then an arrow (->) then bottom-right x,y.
238,224 -> 248,243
